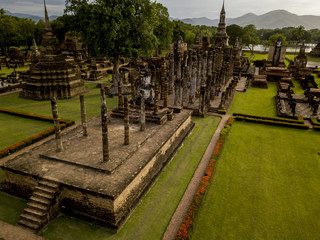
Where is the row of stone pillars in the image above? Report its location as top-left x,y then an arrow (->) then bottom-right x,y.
50,85 -> 133,163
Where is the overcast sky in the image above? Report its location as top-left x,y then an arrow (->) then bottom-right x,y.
2,0 -> 320,19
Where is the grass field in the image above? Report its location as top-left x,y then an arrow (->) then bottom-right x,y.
0,113 -> 53,150
191,121 -> 320,240
0,83 -> 118,121
40,116 -> 221,240
228,82 -> 278,117
0,170 -> 26,225
0,66 -> 30,77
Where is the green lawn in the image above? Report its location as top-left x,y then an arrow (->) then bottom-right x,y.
191,121 -> 320,240
41,116 -> 221,240
0,83 -> 118,121
228,82 -> 278,117
0,170 -> 26,225
0,113 -> 53,150
0,66 -> 30,76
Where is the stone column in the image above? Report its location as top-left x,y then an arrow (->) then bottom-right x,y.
196,50 -> 202,96
161,58 -> 166,100
100,86 -> 109,162
130,74 -> 136,100
80,95 -> 88,136
174,52 -> 182,106
164,80 -> 168,108
202,51 -> 208,86
154,82 -> 159,114
182,51 -> 189,107
190,53 -> 197,104
118,74 -> 123,108
199,85 -> 206,117
124,96 -> 130,145
140,90 -> 146,131
169,53 -> 174,95
51,97 -> 63,152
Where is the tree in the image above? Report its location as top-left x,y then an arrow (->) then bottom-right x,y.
294,26 -> 305,44
0,9 -> 19,54
242,24 -> 260,54
18,18 -> 36,49
35,20 -> 45,46
226,24 -> 243,46
269,33 -> 288,45
152,3 -> 174,55
65,0 -> 160,92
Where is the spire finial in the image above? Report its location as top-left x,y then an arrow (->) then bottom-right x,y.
221,0 -> 225,13
44,0 -> 52,31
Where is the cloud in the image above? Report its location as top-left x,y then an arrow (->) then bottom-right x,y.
3,0 -> 320,19
3,0 -> 65,16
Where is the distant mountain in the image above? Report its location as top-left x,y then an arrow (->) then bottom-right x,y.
179,10 -> 320,30
4,10 -> 59,22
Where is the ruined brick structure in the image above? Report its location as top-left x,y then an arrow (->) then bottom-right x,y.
20,1 -> 87,100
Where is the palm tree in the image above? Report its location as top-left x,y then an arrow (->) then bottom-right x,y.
294,26 -> 305,55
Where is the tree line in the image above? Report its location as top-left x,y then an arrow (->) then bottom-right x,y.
1,3 -> 320,57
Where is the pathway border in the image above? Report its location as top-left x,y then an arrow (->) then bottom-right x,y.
162,113 -> 231,240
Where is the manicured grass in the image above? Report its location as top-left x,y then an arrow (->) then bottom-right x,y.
292,78 -> 305,94
0,83 -> 118,121
41,116 -> 221,240
0,66 -> 30,75
191,121 -> 320,240
314,73 -> 320,88
228,82 -> 278,117
0,191 -> 26,225
0,113 -> 53,150
0,169 -> 26,225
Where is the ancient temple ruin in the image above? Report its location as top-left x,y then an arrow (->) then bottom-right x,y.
309,41 -> 320,57
0,2 -> 249,234
213,2 -> 229,47
19,1 -> 87,100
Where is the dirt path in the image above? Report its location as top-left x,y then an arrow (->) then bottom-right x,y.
0,89 -> 22,97
162,114 -> 231,240
0,221 -> 46,240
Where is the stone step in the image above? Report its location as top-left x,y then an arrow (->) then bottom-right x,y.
18,218 -> 40,231
34,190 -> 54,200
27,201 -> 48,212
36,185 -> 57,195
38,179 -> 59,189
30,195 -> 51,205
24,207 -> 46,219
20,213 -> 42,224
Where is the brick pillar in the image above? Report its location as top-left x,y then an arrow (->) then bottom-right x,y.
51,97 -> 63,152
140,90 -> 146,131
124,96 -> 130,145
100,86 -> 109,162
80,94 -> 88,136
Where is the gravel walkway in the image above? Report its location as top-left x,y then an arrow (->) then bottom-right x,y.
0,221 -> 46,240
162,114 -> 231,240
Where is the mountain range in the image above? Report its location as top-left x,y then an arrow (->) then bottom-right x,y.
178,10 -> 320,30
4,9 -> 320,30
4,10 -> 59,22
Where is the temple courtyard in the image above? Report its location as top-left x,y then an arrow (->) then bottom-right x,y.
0,68 -> 320,239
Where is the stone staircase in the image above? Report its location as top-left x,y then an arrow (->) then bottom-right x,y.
18,179 -> 60,233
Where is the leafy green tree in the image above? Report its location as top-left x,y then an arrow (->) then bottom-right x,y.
152,3 -> 174,55
35,20 -> 45,46
0,9 -> 19,54
65,0 -> 160,91
269,33 -> 288,45
18,18 -> 36,49
242,24 -> 260,54
226,24 -> 243,46
294,26 -> 305,43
